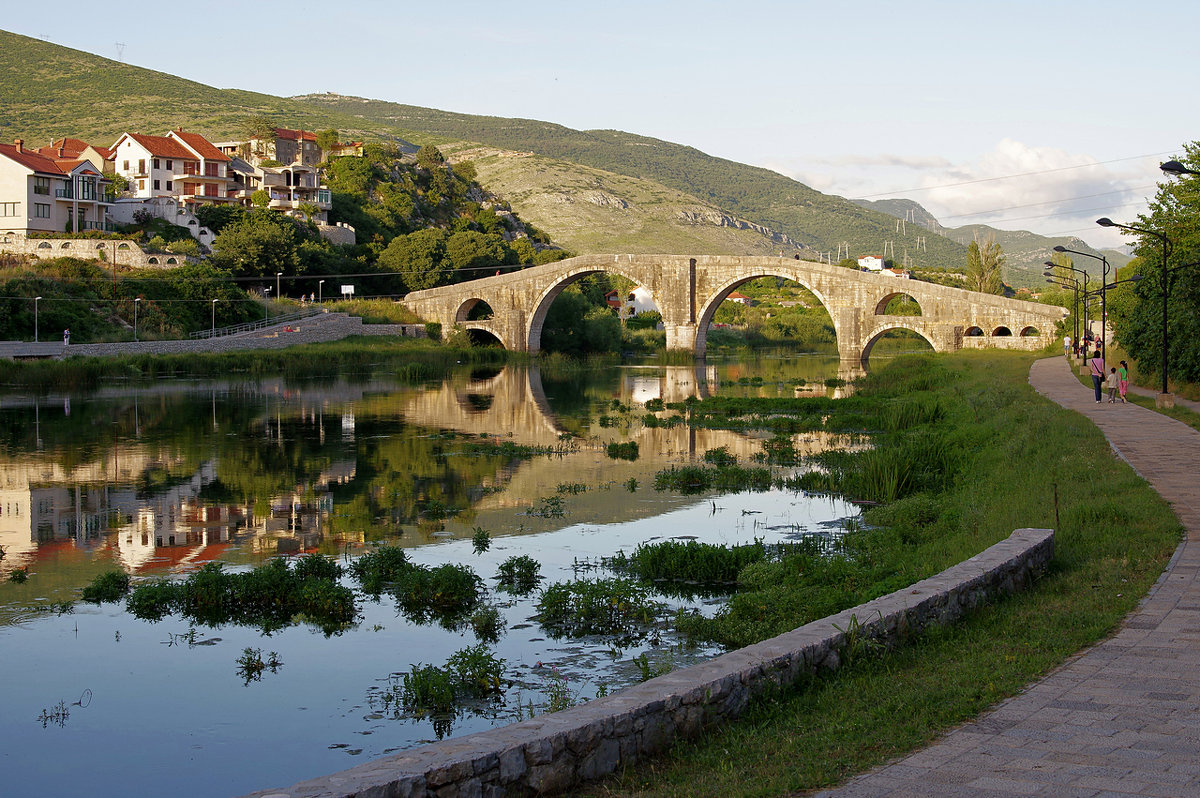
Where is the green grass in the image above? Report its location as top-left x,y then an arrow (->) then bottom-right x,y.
579,349 -> 1182,797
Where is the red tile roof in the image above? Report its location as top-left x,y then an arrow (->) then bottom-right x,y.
116,132 -> 196,160
170,129 -> 230,161
275,127 -> 317,142
0,142 -> 66,175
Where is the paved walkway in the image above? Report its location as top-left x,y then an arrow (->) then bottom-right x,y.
817,355 -> 1200,797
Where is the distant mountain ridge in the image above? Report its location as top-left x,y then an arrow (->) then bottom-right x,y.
853,198 -> 1131,288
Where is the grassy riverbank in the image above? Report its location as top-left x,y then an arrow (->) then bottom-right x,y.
0,336 -> 511,392
584,350 -> 1182,797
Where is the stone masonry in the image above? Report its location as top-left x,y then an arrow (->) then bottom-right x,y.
402,255 -> 1067,364
246,527 -> 1053,798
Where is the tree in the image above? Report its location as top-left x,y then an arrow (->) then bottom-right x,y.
251,189 -> 271,208
377,229 -> 449,292
444,231 -> 507,280
210,211 -> 298,278
315,129 -> 339,155
965,234 -> 1004,294
1110,140 -> 1200,385
416,144 -> 445,172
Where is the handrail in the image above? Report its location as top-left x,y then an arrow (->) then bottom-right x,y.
190,306 -> 325,339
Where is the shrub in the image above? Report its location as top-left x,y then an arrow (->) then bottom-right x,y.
81,570 -> 131,603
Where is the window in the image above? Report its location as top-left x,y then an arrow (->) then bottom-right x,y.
166,159 -> 172,170
153,180 -> 160,190
33,176 -> 50,195
0,202 -> 17,216
123,160 -> 129,171
166,181 -> 173,190
138,159 -> 145,174
34,203 -> 50,218
138,179 -> 145,190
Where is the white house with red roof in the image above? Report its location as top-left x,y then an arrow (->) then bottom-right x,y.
111,129 -> 234,206
0,138 -> 112,235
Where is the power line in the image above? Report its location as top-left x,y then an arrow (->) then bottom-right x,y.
937,185 -> 1157,221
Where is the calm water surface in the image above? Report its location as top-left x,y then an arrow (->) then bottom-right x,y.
0,354 -> 866,796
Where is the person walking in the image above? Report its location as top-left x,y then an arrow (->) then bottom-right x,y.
1108,367 -> 1119,403
1089,350 -> 1105,403
1064,335 -> 1072,357
1118,360 -> 1129,404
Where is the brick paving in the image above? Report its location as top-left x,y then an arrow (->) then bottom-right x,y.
816,355 -> 1200,797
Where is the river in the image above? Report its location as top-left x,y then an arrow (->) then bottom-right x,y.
0,352 -> 875,796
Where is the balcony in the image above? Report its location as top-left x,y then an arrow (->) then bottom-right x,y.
81,221 -> 117,232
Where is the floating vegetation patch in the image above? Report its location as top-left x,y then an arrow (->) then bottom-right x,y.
535,578 -> 665,642
236,647 -> 283,685
604,539 -> 771,594
125,555 -> 356,634
460,439 -> 574,458
606,441 -> 639,460
370,644 -> 506,740
556,482 -> 588,495
81,570 -> 132,603
471,527 -> 491,554
653,464 -> 777,495
496,555 -> 542,596
526,495 -> 566,518
702,446 -> 737,466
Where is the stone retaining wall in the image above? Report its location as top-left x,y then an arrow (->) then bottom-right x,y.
248,527 -> 1054,798
0,235 -> 199,269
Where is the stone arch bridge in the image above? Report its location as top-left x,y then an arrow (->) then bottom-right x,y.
402,254 -> 1066,363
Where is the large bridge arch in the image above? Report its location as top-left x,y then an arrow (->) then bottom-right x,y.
527,264 -> 657,354
693,271 -> 836,358
861,322 -> 938,364
873,290 -> 923,316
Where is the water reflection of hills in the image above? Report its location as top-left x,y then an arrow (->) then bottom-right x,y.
0,364 -> 853,588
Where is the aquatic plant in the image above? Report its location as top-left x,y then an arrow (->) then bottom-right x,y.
536,578 -> 664,640
469,605 -> 505,642
471,526 -> 492,555
496,555 -> 542,595
526,495 -> 566,518
703,446 -> 737,466
235,648 -> 282,684
605,539 -> 769,587
126,558 -> 356,633
606,441 -> 639,460
81,570 -> 131,603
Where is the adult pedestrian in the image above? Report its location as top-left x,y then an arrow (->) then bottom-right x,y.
1064,335 -> 1072,357
1118,360 -> 1129,404
1089,350 -> 1105,403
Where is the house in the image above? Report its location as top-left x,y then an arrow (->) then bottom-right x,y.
226,157 -> 331,220
110,129 -> 234,206
727,291 -> 752,305
858,255 -> 885,271
0,139 -> 112,236
880,268 -> 912,279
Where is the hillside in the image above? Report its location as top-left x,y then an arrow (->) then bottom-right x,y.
296,93 -> 969,270
442,144 -> 811,256
0,30 -> 973,269
855,198 -> 1132,288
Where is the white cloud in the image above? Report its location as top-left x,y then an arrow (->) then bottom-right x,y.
761,140 -> 1163,250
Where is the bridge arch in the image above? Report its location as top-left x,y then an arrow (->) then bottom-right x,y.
861,322 -> 937,364
992,326 -> 1013,337
455,298 -> 494,323
965,326 -> 985,337
694,271 -> 835,357
527,265 -> 652,354
874,291 -> 923,316
1020,325 -> 1040,337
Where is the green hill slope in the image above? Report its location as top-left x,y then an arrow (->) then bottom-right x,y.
2,29 -> 968,268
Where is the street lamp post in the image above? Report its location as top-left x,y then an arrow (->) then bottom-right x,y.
264,287 -> 271,323
134,297 -> 141,342
212,298 -> 219,338
276,272 -> 283,299
1043,271 -> 1080,349
1044,260 -> 1089,354
318,279 -> 325,304
34,296 -> 42,343
1097,217 -> 1173,404
1054,246 -> 1109,361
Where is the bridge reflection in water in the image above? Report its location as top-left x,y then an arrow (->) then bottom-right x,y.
0,363 -> 860,596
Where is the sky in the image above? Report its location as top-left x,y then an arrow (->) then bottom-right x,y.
7,0 -> 1199,250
